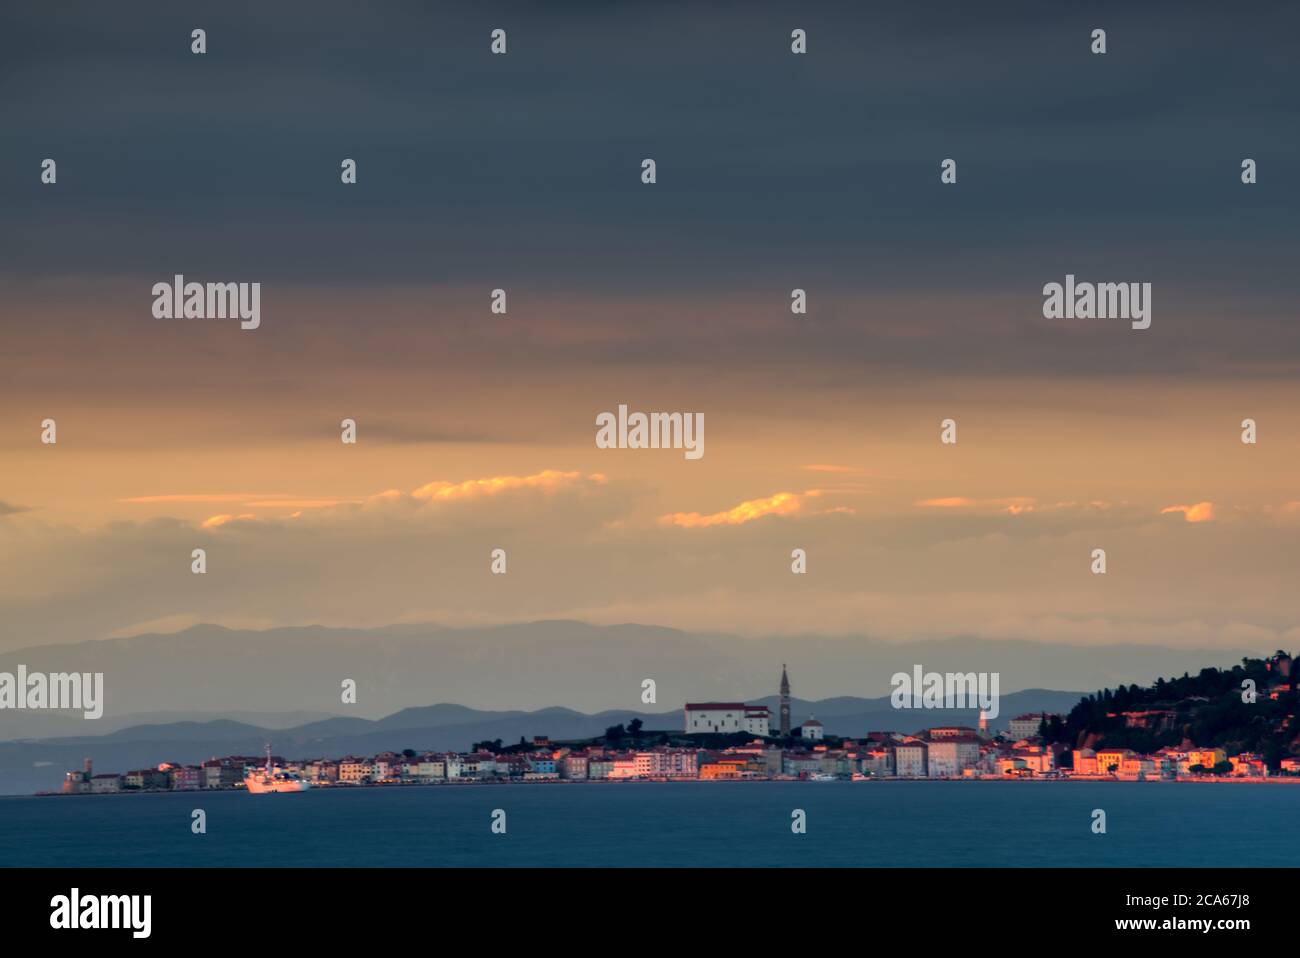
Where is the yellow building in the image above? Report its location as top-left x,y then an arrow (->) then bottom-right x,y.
1072,749 -> 1099,775
700,762 -> 741,780
699,757 -> 763,780
338,759 -> 372,784
1188,748 -> 1227,769
1095,748 -> 1133,775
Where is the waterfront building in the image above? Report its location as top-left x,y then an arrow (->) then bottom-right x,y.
608,753 -> 640,780
1187,747 -> 1227,770
641,749 -> 699,778
997,756 -> 1028,776
819,750 -> 849,775
1118,756 -> 1157,780
529,755 -> 558,775
561,753 -> 589,780
461,752 -> 498,778
782,751 -> 821,777
1072,748 -> 1098,775
90,773 -> 122,793
894,743 -> 928,777
727,743 -> 784,775
1011,746 -> 1055,774
497,755 -> 530,777
859,748 -> 894,777
927,737 -> 981,777
413,757 -> 444,781
122,769 -> 168,790
167,765 -> 202,790
442,753 -> 463,779
338,758 -> 372,784
61,758 -> 95,794
1095,748 -> 1135,775
373,753 -> 403,782
701,755 -> 766,779
302,760 -> 339,784
1230,753 -> 1267,778
700,758 -> 743,780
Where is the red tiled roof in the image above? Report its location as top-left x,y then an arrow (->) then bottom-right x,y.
685,703 -> 746,710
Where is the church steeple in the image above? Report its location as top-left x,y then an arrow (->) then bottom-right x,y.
779,664 -> 791,738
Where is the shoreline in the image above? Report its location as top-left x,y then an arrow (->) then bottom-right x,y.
31,774 -> 1296,797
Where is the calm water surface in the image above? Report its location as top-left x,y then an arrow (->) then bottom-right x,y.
1,781 -> 1294,867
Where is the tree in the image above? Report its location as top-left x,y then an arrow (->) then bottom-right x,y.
628,718 -> 644,737
604,723 -> 626,744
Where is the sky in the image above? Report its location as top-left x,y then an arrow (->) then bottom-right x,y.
2,1 -> 1299,666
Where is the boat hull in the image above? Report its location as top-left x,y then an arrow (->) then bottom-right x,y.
245,777 -> 311,794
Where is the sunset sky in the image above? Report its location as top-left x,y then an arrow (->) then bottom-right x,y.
2,1 -> 1299,659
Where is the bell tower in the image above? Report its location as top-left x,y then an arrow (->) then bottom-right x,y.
779,664 -> 791,738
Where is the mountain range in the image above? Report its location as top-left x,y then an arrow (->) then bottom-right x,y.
0,620 -> 1256,720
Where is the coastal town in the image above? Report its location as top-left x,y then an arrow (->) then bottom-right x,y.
54,715 -> 1293,795
54,661 -> 1300,794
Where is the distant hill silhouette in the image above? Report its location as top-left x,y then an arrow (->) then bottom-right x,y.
0,619 -> 1253,720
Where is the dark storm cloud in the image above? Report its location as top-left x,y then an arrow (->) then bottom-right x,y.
1,0 -> 1296,377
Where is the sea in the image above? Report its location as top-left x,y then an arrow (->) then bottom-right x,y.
1,781 -> 1295,867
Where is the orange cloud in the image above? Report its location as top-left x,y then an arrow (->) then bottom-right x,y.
243,498 -> 364,509
411,469 -> 600,502
1161,501 -> 1215,523
915,496 -> 1037,514
141,470 -> 607,529
201,513 -> 258,528
126,494 -> 363,509
802,464 -> 863,474
660,491 -> 804,528
124,494 -> 267,504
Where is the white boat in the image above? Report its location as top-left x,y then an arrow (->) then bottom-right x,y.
809,772 -> 838,782
244,744 -> 311,794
